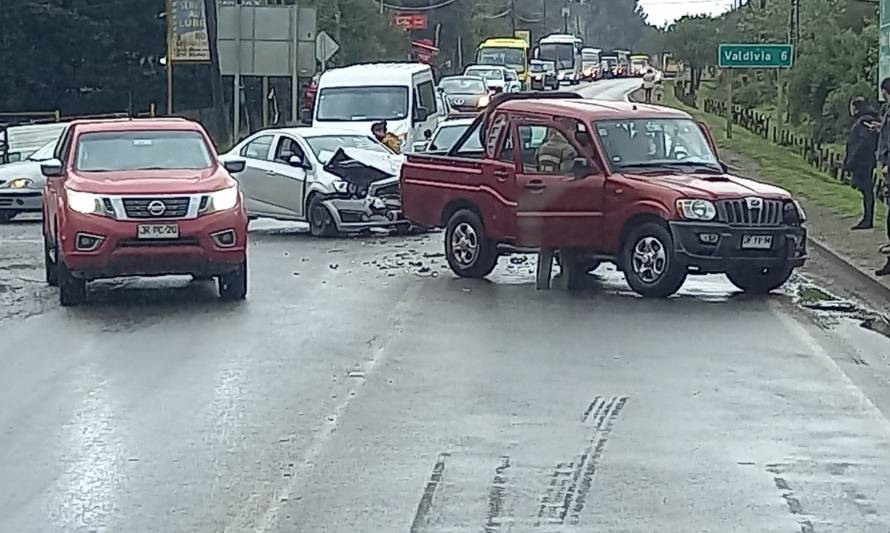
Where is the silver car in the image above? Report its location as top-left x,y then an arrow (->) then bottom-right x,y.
0,138 -> 59,222
413,117 -> 478,153
221,127 -> 408,237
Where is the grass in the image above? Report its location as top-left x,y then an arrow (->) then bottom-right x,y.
661,84 -> 880,225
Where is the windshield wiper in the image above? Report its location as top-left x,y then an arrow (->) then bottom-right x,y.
617,161 -> 722,174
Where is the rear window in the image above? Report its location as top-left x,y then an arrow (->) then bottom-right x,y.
75,130 -> 213,172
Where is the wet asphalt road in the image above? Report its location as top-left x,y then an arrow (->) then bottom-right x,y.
3,79 -> 890,532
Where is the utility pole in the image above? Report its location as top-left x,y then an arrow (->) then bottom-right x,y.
205,0 -> 230,146
165,0 -> 173,114
511,0 -> 516,34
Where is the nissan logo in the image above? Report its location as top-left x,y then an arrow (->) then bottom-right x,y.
147,200 -> 167,216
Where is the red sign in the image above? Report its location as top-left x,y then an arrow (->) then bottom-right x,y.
411,39 -> 439,64
394,13 -> 428,30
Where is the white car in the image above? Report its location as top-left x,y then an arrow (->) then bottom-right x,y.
221,128 -> 408,236
412,117 -> 477,153
464,65 -> 522,94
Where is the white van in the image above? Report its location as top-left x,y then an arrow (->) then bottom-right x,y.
312,63 -> 443,151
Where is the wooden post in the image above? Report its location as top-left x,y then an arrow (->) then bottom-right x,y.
726,69 -> 733,139
776,69 -> 784,134
165,0 -> 173,115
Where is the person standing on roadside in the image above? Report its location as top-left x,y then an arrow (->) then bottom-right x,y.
642,69 -> 656,103
874,78 -> 890,275
844,96 -> 880,230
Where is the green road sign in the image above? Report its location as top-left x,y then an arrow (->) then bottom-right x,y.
718,44 -> 793,69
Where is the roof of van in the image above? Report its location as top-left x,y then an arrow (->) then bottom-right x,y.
318,63 -> 432,87
539,34 -> 581,43
479,37 -> 529,48
498,98 -> 691,121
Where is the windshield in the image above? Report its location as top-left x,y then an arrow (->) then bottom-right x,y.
430,124 -> 471,151
74,130 -> 213,171
477,47 -> 527,73
529,63 -> 546,73
439,77 -> 487,94
604,57 -> 618,66
632,58 -> 648,66
595,118 -> 719,170
316,86 -> 408,121
465,67 -> 504,81
27,139 -> 58,161
538,43 -> 575,69
305,135 -> 391,162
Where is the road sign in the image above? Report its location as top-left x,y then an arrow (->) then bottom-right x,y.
718,44 -> 793,69
316,31 -> 339,63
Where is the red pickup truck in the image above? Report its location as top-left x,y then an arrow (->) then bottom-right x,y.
400,93 -> 807,297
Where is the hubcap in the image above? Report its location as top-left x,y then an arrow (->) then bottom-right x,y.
632,236 -> 667,283
450,222 -> 479,267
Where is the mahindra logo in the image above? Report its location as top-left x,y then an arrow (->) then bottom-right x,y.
745,197 -> 763,210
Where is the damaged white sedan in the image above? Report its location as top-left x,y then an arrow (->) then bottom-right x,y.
222,128 -> 409,236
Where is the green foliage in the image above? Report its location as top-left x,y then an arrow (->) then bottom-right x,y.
308,0 -> 409,66
658,0 -> 878,143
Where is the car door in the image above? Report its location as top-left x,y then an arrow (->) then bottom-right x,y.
249,134 -> 310,220
413,78 -> 441,147
233,134 -> 275,216
479,112 -> 519,240
513,117 -> 606,249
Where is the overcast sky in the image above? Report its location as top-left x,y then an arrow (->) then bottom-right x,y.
639,0 -> 735,27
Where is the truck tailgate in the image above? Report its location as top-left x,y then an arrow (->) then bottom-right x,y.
399,153 -> 487,227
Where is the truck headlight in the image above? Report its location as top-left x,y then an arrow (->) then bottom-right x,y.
676,199 -> 717,221
333,180 -> 349,193
66,189 -> 109,216
793,199 -> 806,222
784,199 -> 806,224
201,186 -> 239,213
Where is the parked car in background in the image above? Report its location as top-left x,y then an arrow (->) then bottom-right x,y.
602,55 -> 618,78
0,137 -> 61,222
1,122 -> 68,164
504,69 -> 523,93
463,65 -> 515,93
412,117 -> 477,153
528,60 -> 558,90
42,118 -> 249,306
437,76 -> 491,115
222,127 -> 408,236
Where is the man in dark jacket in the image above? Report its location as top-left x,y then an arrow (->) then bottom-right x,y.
875,78 -> 890,275
845,97 -> 880,230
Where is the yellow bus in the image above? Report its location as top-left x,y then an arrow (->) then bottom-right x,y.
476,37 -> 530,89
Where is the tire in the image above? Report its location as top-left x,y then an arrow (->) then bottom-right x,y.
621,222 -> 687,298
57,256 -> 86,306
307,194 -> 337,237
444,209 -> 497,278
0,211 -> 15,223
726,264 -> 793,294
44,231 -> 58,287
218,258 -> 248,300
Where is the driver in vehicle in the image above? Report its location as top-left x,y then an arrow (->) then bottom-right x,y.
536,128 -> 577,173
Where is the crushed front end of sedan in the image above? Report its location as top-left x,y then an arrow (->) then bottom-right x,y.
320,147 -> 409,233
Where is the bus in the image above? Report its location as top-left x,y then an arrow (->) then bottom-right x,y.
536,34 -> 583,85
613,49 -> 631,77
581,47 -> 601,81
476,37 -> 530,89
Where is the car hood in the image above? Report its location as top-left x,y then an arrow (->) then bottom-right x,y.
66,167 -> 234,195
323,147 -> 404,188
623,172 -> 791,200
0,160 -> 46,187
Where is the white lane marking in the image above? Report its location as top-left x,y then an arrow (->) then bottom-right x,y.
0,238 -> 42,244
223,281 -> 421,533
771,300 -> 890,433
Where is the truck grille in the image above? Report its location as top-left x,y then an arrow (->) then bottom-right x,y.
718,199 -> 784,226
122,197 -> 191,219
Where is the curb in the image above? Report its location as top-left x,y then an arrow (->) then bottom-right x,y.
806,235 -> 890,301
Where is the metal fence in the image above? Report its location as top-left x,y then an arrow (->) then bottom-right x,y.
701,98 -> 850,184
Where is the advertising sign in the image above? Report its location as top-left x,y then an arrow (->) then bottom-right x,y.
168,0 -> 211,62
394,13 -> 428,31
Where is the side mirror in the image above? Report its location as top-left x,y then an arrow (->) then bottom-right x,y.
412,141 -> 429,152
223,159 -> 246,174
572,157 -> 590,180
40,160 -> 64,178
414,106 -> 430,123
424,129 -> 432,140
288,154 -> 308,168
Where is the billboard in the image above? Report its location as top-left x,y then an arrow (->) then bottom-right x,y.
168,0 -> 211,63
394,13 -> 428,31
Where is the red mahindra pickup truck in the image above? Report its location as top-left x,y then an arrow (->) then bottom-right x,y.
41,118 -> 249,306
400,93 -> 807,297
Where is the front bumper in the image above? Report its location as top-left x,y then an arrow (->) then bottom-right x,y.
0,190 -> 42,213
322,195 -> 409,233
669,221 -> 807,274
59,208 -> 248,279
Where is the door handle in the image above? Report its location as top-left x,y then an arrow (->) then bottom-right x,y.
525,180 -> 546,192
493,169 -> 509,182
613,187 -> 624,195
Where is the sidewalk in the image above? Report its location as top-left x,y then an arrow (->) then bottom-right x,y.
638,88 -> 890,299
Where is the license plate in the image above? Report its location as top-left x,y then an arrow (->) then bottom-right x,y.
741,235 -> 772,249
138,224 -> 179,239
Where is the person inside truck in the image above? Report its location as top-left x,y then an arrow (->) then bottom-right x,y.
535,127 -> 577,174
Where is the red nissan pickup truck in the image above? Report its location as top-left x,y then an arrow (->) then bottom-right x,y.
41,118 -> 249,305
400,93 -> 807,297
